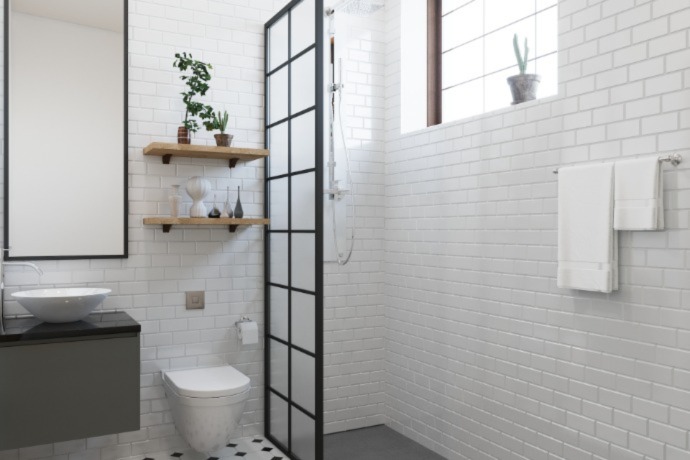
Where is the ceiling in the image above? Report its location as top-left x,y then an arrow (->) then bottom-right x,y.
12,0 -> 123,32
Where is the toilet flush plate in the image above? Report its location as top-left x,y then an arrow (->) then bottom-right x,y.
186,291 -> 205,310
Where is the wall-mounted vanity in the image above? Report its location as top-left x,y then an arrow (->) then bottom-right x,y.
4,0 -> 128,260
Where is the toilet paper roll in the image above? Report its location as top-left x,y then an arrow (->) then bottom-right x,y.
238,321 -> 259,345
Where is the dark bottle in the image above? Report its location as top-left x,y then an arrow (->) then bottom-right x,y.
208,194 -> 221,218
234,186 -> 244,219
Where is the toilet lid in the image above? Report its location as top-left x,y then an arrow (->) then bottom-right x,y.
164,366 -> 251,398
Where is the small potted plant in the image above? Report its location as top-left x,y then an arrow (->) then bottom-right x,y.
507,34 -> 540,105
207,110 -> 233,147
173,52 -> 214,144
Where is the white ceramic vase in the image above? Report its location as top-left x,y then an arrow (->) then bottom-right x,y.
186,177 -> 211,217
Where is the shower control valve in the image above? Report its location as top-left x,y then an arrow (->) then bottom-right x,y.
329,82 -> 345,93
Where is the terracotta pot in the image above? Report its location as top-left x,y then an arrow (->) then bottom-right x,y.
507,74 -> 540,105
214,133 -> 233,147
177,126 -> 190,144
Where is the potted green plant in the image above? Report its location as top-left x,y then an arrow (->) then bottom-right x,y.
173,52 -> 214,144
507,34 -> 540,105
207,110 -> 233,147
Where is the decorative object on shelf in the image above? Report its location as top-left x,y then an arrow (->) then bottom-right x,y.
507,34 -> 540,105
211,110 -> 233,147
169,184 -> 182,218
221,186 -> 233,218
186,176 -> 211,218
208,194 -> 221,218
234,186 -> 244,219
173,52 -> 215,144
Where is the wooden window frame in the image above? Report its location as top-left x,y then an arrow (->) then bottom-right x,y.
427,0 -> 442,127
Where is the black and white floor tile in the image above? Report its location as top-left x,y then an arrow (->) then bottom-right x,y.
130,437 -> 285,460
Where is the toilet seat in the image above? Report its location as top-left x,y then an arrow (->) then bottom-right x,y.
163,365 -> 250,398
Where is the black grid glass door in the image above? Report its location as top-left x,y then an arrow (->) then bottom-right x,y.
264,1 -> 323,459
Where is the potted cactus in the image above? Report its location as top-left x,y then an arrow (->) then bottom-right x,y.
207,110 -> 233,147
173,52 -> 215,144
507,34 -> 540,105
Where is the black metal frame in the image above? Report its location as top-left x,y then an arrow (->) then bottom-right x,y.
264,1 -> 323,459
3,0 -> 129,260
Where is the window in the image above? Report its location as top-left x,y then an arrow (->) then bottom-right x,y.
435,0 -> 558,124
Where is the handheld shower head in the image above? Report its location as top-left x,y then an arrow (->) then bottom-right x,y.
334,0 -> 384,16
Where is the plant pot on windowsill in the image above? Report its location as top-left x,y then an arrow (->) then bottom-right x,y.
177,126 -> 191,144
507,74 -> 540,105
214,133 -> 233,147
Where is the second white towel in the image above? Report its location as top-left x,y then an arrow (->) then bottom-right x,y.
558,162 -> 618,293
614,156 -> 664,230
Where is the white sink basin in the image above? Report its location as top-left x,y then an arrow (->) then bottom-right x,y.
11,288 -> 111,323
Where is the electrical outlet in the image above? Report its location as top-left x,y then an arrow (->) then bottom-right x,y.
186,291 -> 205,310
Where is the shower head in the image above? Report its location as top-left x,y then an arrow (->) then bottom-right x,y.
334,0 -> 384,16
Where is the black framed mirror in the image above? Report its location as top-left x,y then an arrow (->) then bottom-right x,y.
3,0 -> 128,260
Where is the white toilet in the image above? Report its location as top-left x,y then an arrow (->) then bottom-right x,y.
162,365 -> 251,452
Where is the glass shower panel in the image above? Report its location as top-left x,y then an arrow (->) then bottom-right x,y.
269,67 -> 289,124
270,233 -> 288,286
291,50 -> 316,114
269,15 -> 288,71
270,393 -> 289,448
270,340 -> 289,396
291,234 -> 315,291
291,349 -> 315,414
292,408 -> 316,460
291,172 -> 316,230
292,291 -> 315,353
291,0 -> 315,57
270,286 -> 289,342
269,121 -> 289,177
269,178 -> 289,230
291,111 -> 316,172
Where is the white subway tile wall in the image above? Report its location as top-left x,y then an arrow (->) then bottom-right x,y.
0,0 -> 289,459
385,0 -> 690,459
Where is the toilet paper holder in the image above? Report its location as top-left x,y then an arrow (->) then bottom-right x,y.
234,316 -> 252,331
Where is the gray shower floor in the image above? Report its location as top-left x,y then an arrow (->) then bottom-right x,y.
324,425 -> 445,460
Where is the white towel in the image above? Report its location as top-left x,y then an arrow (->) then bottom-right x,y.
614,157 -> 664,230
558,163 -> 618,293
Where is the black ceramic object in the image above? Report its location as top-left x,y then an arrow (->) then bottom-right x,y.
234,186 -> 244,218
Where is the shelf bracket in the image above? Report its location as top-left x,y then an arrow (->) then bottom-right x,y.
162,154 -> 172,164
229,159 -> 239,169
228,225 -> 238,233
162,224 -> 172,233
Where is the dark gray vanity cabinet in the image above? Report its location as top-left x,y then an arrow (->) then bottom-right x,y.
0,313 -> 140,450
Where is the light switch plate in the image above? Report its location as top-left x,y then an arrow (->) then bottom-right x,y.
186,291 -> 205,310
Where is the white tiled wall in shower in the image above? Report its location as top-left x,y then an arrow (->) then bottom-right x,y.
322,6 -> 387,434
384,0 -> 690,459
0,1 -> 286,459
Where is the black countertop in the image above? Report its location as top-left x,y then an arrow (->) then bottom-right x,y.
0,311 -> 140,344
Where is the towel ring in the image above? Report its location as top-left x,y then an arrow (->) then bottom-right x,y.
552,153 -> 683,174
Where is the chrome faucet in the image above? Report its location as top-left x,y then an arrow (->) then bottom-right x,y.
0,249 -> 43,333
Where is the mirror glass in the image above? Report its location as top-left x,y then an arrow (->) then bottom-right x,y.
5,0 -> 127,259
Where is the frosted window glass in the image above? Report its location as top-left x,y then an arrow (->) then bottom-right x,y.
270,394 -> 289,448
270,178 -> 288,230
269,121 -> 288,177
291,111 -> 316,172
291,0 -> 315,57
270,233 -> 288,286
291,234 -> 315,292
537,0 -> 558,9
291,50 -> 315,114
443,79 -> 484,123
269,67 -> 288,124
291,173 -> 315,231
270,287 -> 288,342
292,291 -> 315,354
442,1 -> 483,52
484,0 -> 530,33
270,340 -> 289,396
442,40 -> 483,88
291,350 -> 315,414
536,7 -> 558,57
484,17 -> 535,75
484,67 -> 513,113
292,408 -> 315,460
269,16 -> 288,71
535,54 -> 558,98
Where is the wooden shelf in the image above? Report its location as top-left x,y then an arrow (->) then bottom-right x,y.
143,142 -> 269,168
143,217 -> 270,233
